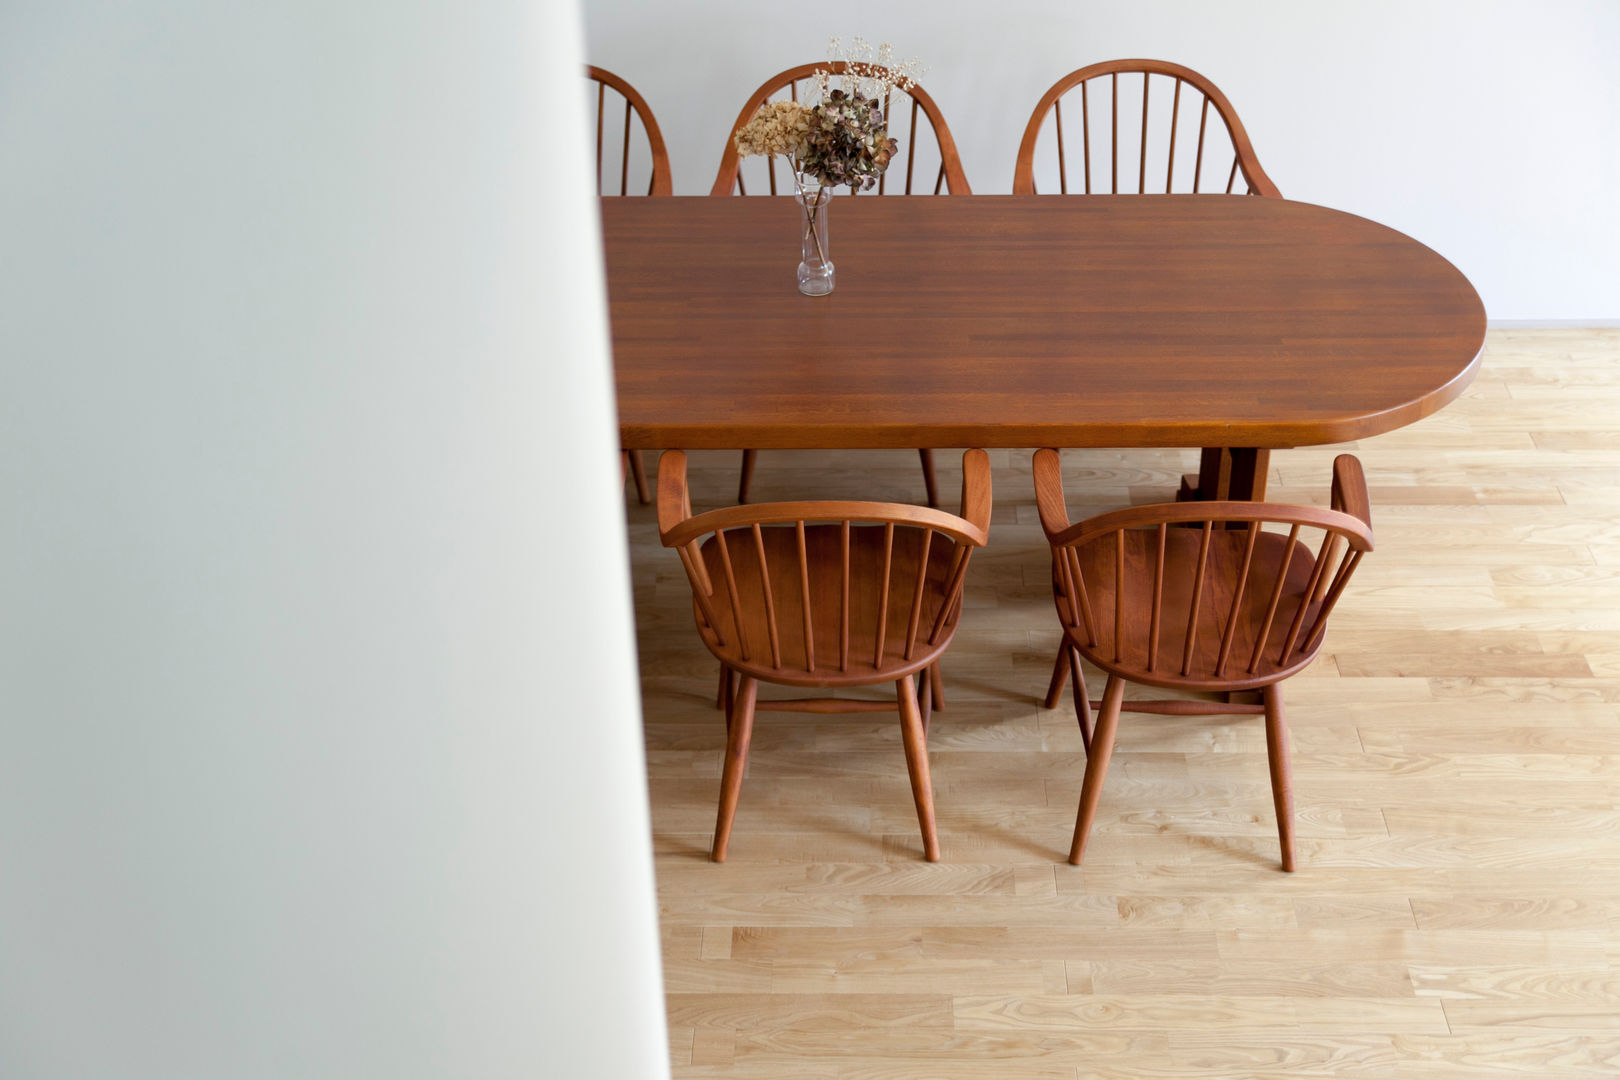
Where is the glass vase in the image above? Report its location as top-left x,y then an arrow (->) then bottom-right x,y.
795,183 -> 835,296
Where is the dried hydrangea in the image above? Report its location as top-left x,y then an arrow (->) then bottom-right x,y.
802,89 -> 897,192
734,100 -> 813,159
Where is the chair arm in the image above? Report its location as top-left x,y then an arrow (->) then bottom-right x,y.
1331,454 -> 1372,532
1031,448 -> 1071,539
958,449 -> 992,539
656,450 -> 692,542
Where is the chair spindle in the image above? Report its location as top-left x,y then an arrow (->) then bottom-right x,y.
1279,535 -> 1333,663
1214,522 -> 1262,677
927,546 -> 970,645
714,528 -> 749,662
1148,523 -> 1167,672
1138,73 -> 1149,194
1166,78 -> 1182,193
903,529 -> 933,660
1194,96 -> 1209,193
1180,521 -> 1215,675
872,522 -> 895,667
878,89 -> 893,195
1081,81 -> 1092,194
620,98 -> 632,196
906,97 -> 921,194
1305,549 -> 1364,653
840,520 -> 851,672
1054,97 -> 1067,195
750,523 -> 782,670
1111,72 -> 1119,194
1066,545 -> 1099,646
678,545 -> 726,648
595,83 -> 606,190
796,520 -> 814,671
1247,523 -> 1300,673
1114,529 -> 1126,664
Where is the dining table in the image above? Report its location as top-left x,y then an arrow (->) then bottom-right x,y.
602,194 -> 1486,500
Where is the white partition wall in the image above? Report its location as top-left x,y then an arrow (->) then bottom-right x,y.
583,0 -> 1620,323
0,1 -> 668,1077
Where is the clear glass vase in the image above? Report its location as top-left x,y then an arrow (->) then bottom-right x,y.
795,183 -> 835,296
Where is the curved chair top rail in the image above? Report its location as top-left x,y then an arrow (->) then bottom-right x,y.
1034,450 -> 1373,688
710,61 -> 972,197
659,449 -> 991,549
1034,452 -> 1372,549
661,500 -> 989,552
586,64 -> 672,197
1044,497 -> 1374,555
1013,58 -> 1280,198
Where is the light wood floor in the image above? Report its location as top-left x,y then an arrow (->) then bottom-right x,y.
628,329 -> 1620,1079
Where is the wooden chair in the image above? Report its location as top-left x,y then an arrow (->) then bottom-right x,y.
589,64 -> 671,504
1013,60 -> 1281,507
712,62 -> 972,509
658,448 -> 992,862
1034,449 -> 1373,871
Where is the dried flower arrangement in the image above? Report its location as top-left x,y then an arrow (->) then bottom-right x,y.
734,38 -> 923,194
733,39 -> 925,289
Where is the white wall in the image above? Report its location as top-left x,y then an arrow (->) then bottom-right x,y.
584,0 -> 1620,322
0,2 -> 668,1077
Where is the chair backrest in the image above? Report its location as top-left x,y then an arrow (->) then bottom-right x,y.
658,450 -> 991,681
1013,59 -> 1279,198
1034,450 -> 1372,689
586,65 -> 672,197
710,62 -> 971,197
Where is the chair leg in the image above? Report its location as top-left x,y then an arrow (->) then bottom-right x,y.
737,450 -> 758,503
1069,675 -> 1124,866
1263,683 -> 1297,872
928,661 -> 944,711
896,674 -> 941,861
919,667 -> 932,738
712,675 -> 758,862
1069,646 -> 1093,754
628,449 -> 651,505
1043,644 -> 1069,709
716,664 -> 732,713
919,448 -> 939,509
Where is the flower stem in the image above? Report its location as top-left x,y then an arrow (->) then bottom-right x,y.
796,172 -> 828,266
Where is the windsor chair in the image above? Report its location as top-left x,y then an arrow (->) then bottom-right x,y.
712,62 -> 972,509
659,448 -> 992,862
589,64 -> 671,504
1035,449 -> 1373,871
1014,60 -> 1282,509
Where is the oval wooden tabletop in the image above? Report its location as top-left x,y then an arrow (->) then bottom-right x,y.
603,195 -> 1486,450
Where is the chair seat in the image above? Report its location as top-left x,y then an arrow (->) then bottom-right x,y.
1054,526 -> 1324,692
696,523 -> 963,686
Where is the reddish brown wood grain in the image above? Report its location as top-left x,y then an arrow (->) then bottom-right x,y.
605,196 -> 1485,452
659,449 -> 992,862
1034,449 -> 1375,872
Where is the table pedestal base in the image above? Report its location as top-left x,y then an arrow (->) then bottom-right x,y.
1179,447 -> 1272,503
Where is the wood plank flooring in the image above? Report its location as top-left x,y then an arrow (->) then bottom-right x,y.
628,329 -> 1620,1079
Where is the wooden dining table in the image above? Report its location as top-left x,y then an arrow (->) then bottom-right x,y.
603,195 -> 1485,500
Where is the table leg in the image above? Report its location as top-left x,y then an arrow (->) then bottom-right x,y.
1180,447 -> 1272,503
1226,448 -> 1271,502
